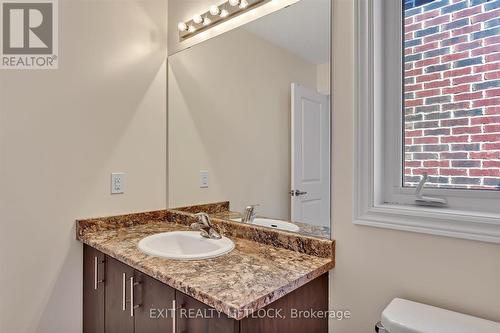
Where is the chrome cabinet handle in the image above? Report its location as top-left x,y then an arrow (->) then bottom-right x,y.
172,299 -> 176,333
129,277 -> 141,317
94,256 -> 104,290
122,273 -> 126,311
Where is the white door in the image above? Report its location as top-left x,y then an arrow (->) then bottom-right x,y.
291,83 -> 330,228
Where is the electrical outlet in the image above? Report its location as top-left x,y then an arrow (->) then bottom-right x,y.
111,173 -> 125,194
200,170 -> 209,188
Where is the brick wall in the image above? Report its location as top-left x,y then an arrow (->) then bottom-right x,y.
404,0 -> 500,189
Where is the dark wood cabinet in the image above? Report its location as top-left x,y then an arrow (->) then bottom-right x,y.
83,245 -> 105,333
83,245 -> 328,333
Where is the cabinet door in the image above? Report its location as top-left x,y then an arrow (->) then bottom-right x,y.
134,271 -> 176,333
240,273 -> 328,333
176,291 -> 239,333
105,256 -> 135,333
83,245 -> 105,333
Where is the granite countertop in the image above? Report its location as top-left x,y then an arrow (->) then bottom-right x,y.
77,205 -> 335,320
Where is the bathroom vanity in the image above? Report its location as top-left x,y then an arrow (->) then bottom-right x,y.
78,204 -> 335,333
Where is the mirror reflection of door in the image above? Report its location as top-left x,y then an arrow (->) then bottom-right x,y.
291,83 -> 330,228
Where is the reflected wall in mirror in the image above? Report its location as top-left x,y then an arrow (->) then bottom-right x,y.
168,0 -> 331,239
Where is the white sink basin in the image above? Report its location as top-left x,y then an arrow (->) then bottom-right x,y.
138,231 -> 234,260
232,217 -> 300,232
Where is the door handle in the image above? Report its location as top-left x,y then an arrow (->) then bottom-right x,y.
290,190 -> 308,196
122,273 -> 127,311
129,277 -> 141,317
94,256 -> 104,290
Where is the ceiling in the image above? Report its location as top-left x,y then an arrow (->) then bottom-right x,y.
244,0 -> 331,65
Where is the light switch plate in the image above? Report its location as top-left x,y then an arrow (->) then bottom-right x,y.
200,170 -> 209,188
111,173 -> 125,194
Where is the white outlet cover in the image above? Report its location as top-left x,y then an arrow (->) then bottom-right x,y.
200,170 -> 209,188
111,173 -> 125,194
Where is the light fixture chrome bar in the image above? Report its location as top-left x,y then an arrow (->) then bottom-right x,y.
178,0 -> 271,41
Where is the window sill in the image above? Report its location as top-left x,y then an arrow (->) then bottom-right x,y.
354,203 -> 500,244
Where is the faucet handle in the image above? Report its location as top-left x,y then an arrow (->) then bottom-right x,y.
194,212 -> 212,227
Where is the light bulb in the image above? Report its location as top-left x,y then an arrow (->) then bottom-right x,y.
229,0 -> 240,6
220,9 -> 229,17
188,25 -> 196,32
210,5 -> 220,15
203,17 -> 212,26
239,0 -> 248,8
177,22 -> 188,31
193,14 -> 203,24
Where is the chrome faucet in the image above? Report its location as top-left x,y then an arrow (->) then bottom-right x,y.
242,205 -> 258,223
191,212 -> 222,239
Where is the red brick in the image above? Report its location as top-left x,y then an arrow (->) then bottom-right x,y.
452,126 -> 482,134
415,136 -> 439,144
471,45 -> 500,57
471,116 -> 500,125
405,99 -> 424,107
416,73 -> 441,83
405,48 -> 414,56
473,62 -> 500,74
486,53 -> 500,63
485,35 -> 500,46
440,168 -> 467,176
406,68 -> 423,77
471,134 -> 500,142
452,23 -> 481,37
405,17 -> 414,25
455,92 -> 483,101
452,6 -> 481,20
415,42 -> 439,53
443,84 -> 470,94
415,9 -> 439,22
470,169 -> 500,177
470,151 -> 500,159
425,79 -> 451,89
405,32 -> 413,41
441,135 -> 469,143
405,138 -> 413,145
485,71 -> 500,80
473,98 -> 500,107
416,89 -> 441,98
406,130 -> 423,137
406,22 -> 422,33
484,124 -> 500,132
444,67 -> 471,78
483,142 -> 500,150
424,160 -> 449,167
471,8 -> 500,24
405,160 -> 422,167
486,88 -> 500,98
441,51 -> 468,63
486,107 -> 500,114
424,31 -> 450,43
454,40 -> 482,52
406,83 -> 423,92
483,161 -> 500,168
425,15 -> 450,28
415,57 -> 440,68
413,168 -> 439,175
453,74 -> 482,85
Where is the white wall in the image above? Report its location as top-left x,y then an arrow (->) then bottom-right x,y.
168,28 -> 317,218
170,0 -> 500,332
330,0 -> 500,332
0,1 -> 167,332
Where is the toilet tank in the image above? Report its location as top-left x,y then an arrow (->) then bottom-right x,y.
381,298 -> 500,333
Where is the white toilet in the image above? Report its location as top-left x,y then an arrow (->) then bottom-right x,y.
377,298 -> 500,333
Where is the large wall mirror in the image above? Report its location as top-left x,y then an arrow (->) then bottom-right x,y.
168,0 -> 331,239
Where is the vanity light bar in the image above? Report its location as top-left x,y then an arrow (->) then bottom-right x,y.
177,0 -> 272,40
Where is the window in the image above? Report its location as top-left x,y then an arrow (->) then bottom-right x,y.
403,0 -> 500,191
354,0 -> 500,244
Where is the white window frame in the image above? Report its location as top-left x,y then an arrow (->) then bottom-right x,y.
353,0 -> 500,244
